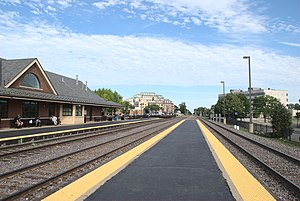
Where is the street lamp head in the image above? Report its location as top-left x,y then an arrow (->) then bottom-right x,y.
220,81 -> 224,84
243,56 -> 250,59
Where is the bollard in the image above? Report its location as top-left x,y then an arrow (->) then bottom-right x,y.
237,126 -> 239,130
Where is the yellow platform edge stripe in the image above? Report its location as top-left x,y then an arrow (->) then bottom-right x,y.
196,120 -> 275,201
43,119 -> 185,201
0,118 -> 159,142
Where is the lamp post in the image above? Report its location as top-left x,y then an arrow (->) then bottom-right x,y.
297,109 -> 299,128
220,81 -> 226,124
243,56 -> 253,133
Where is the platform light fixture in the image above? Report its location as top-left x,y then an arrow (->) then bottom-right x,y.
220,81 -> 226,124
243,56 -> 253,133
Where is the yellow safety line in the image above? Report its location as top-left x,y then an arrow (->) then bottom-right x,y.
43,119 -> 185,201
0,119 -> 158,142
196,120 -> 275,201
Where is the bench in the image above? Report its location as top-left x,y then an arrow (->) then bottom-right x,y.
10,118 -> 60,128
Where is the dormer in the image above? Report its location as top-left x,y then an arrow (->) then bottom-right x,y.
3,58 -> 57,95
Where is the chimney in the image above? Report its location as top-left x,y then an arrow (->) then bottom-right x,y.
62,77 -> 64,82
0,59 -> 2,87
85,81 -> 88,91
76,75 -> 78,85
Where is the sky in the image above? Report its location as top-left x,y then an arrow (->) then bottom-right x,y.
0,0 -> 299,111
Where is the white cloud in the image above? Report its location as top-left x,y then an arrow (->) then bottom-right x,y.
0,20 -> 298,93
0,0 -> 21,5
57,0 -> 73,8
92,0 -> 267,33
93,0 -> 125,10
0,10 -> 19,28
190,17 -> 200,25
280,42 -> 300,48
270,22 -> 300,33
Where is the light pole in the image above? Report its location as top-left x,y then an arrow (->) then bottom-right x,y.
243,56 -> 253,133
220,81 -> 226,124
297,109 -> 299,128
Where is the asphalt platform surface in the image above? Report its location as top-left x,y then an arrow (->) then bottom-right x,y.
86,119 -> 234,201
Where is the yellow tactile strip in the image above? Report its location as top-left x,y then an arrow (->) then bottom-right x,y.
197,120 -> 275,201
43,119 -> 185,201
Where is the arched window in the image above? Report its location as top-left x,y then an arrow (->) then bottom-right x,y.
21,73 -> 40,89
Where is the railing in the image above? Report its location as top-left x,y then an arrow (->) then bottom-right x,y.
226,118 -> 273,134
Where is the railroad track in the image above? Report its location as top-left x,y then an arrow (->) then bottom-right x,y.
200,119 -> 300,199
0,117 -> 182,201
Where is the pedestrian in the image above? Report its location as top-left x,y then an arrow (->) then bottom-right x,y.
35,116 -> 42,127
14,114 -> 23,128
51,115 -> 58,125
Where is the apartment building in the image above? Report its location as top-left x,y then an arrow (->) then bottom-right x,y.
126,92 -> 174,115
222,88 -> 289,106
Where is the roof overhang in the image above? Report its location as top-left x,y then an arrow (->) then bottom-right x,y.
0,95 -> 123,108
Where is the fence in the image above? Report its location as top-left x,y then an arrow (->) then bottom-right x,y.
226,118 -> 273,134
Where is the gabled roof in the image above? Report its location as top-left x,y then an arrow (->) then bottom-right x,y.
1,58 -> 35,86
1,58 -> 57,95
0,58 -> 123,108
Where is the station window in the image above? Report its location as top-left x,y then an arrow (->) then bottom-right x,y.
22,101 -> 38,118
21,73 -> 41,89
48,103 -> 55,117
0,100 -> 8,118
63,104 -> 72,116
76,105 -> 82,116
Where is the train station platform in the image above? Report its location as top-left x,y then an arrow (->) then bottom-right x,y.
44,119 -> 275,201
85,119 -> 234,201
0,118 -> 145,139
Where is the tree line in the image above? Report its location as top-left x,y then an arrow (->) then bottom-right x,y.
195,94 -> 296,139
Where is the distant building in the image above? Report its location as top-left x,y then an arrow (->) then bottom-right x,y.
219,88 -> 288,106
125,92 -> 174,115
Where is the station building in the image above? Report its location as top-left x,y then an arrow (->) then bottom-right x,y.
0,58 -> 123,128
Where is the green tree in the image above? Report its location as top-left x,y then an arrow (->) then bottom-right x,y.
145,104 -> 161,114
294,103 -> 300,111
122,101 -> 135,115
287,103 -> 295,110
236,94 -> 250,118
253,95 -> 280,122
294,103 -> 300,127
214,94 -> 245,119
194,107 -> 210,117
271,103 -> 293,139
174,105 -> 180,114
179,102 -> 187,115
94,88 -> 123,104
